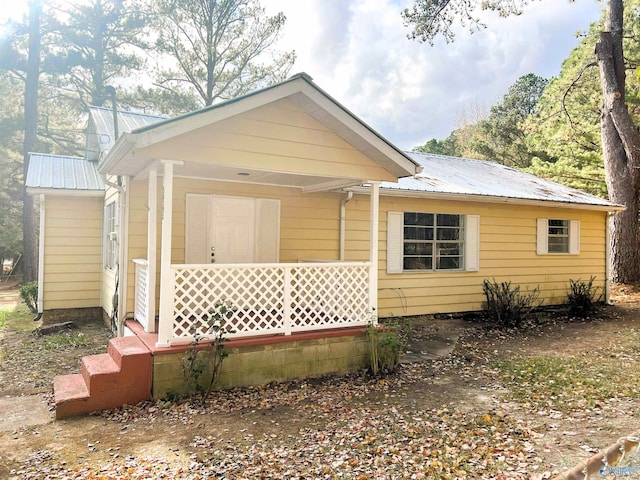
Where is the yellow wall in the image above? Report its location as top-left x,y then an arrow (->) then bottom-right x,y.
137,98 -> 397,182
343,194 -> 608,317
125,177 -> 346,314
42,195 -> 102,310
124,179 -> 608,321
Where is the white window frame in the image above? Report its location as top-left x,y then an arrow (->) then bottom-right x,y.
387,212 -> 479,274
536,218 -> 580,255
104,201 -> 118,270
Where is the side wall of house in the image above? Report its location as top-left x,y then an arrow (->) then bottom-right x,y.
344,194 -> 608,317
42,195 -> 102,311
125,178 -> 346,317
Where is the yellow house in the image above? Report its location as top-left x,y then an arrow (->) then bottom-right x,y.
26,73 -> 623,417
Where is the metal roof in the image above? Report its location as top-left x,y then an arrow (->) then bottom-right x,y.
26,153 -> 104,192
88,106 -> 164,154
379,152 -> 621,210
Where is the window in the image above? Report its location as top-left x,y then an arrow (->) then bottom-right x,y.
403,213 -> 463,270
537,218 -> 580,255
104,201 -> 118,269
387,211 -> 479,274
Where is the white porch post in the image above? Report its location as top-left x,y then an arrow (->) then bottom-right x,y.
369,181 -> 380,325
157,160 -> 181,347
145,167 -> 158,332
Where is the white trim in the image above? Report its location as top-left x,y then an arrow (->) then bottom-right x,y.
158,160 -> 178,347
569,220 -> 580,255
464,215 -> 480,271
536,218 -> 548,255
146,167 -> 157,332
26,188 -> 104,197
347,186 -> 625,212
118,176 -> 130,336
386,211 -> 403,274
369,182 -> 380,324
37,194 -> 45,314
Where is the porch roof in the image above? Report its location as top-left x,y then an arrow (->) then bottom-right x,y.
98,73 -> 420,191
26,153 -> 104,196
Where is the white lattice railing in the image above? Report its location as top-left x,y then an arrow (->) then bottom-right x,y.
133,259 -> 149,329
166,262 -> 372,343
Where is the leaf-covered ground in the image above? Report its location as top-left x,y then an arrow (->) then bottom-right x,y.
2,287 -> 640,479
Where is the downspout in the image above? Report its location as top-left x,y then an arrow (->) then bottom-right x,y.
36,193 -> 45,316
339,191 -> 354,261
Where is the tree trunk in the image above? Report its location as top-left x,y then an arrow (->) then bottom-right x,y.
596,0 -> 640,283
22,0 -> 42,283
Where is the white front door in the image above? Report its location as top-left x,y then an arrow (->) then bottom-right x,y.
210,196 -> 255,264
185,194 -> 280,264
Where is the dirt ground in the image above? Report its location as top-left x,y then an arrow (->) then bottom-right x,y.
2,288 -> 640,479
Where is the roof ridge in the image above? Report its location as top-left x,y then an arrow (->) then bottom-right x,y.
29,152 -> 86,160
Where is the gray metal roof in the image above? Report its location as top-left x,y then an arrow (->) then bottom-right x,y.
26,153 -> 104,191
379,152 -> 620,209
87,106 -> 164,155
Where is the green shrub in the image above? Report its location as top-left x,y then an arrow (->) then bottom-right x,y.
366,317 -> 412,375
567,276 -> 601,318
482,279 -> 540,328
19,281 -> 38,314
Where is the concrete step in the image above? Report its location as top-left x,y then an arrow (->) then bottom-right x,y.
54,335 -> 152,419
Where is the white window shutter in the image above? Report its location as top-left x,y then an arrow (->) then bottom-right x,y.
185,194 -> 210,264
387,211 -> 403,274
569,220 -> 580,254
536,218 -> 548,255
464,215 -> 480,271
255,199 -> 280,263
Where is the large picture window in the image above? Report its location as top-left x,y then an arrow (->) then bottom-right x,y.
403,212 -> 464,271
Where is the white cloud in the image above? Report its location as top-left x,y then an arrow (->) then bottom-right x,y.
264,0 -> 602,149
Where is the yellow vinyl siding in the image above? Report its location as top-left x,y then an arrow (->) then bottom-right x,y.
137,99 -> 396,182
42,196 -> 102,310
124,177 -> 345,315
345,195 -> 607,318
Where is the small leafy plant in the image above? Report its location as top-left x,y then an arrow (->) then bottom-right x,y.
567,276 -> 601,318
181,302 -> 234,404
482,279 -> 541,328
19,281 -> 38,314
366,316 -> 412,376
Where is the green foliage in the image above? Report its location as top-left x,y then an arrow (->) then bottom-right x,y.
482,279 -> 540,328
42,332 -> 89,350
150,0 -> 295,109
19,281 -> 38,313
414,133 -> 459,157
567,276 -> 602,318
403,0 -> 533,45
366,317 -> 412,376
181,302 -> 234,404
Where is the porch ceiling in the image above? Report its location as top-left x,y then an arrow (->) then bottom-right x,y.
138,160 -> 363,192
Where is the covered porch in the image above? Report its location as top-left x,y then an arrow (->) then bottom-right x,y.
100,73 -> 419,348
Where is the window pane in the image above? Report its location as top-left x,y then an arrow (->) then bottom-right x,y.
404,243 -> 432,255
437,214 -> 460,227
437,256 -> 461,270
437,227 -> 460,241
548,237 -> 569,253
548,219 -> 569,253
404,212 -> 433,226
404,256 -> 432,270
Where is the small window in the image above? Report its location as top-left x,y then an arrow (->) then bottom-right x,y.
548,219 -> 569,253
104,202 -> 118,269
403,212 -> 463,271
537,218 -> 580,255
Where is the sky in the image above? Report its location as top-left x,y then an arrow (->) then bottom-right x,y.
1,0 -> 604,150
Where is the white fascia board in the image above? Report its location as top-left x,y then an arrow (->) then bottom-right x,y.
26,187 -> 105,197
98,132 -> 137,174
347,186 -> 626,212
